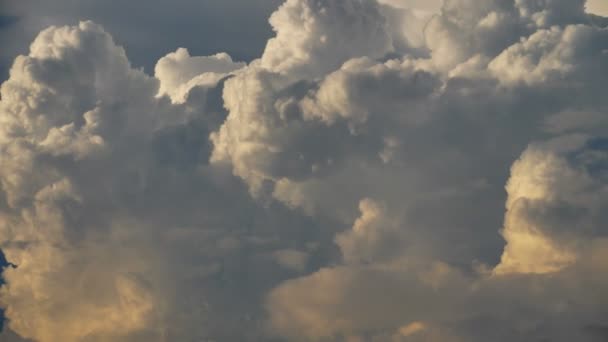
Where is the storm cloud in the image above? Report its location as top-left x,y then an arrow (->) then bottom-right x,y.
1,0 -> 608,341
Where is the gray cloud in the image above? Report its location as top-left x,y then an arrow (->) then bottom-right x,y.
1,0 -> 608,341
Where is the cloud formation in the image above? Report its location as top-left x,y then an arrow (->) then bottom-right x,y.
1,0 -> 607,341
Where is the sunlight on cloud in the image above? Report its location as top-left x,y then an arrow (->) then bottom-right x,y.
587,0 -> 608,16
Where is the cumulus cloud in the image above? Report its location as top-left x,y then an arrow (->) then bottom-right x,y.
495,135 -> 608,275
260,0 -> 393,78
0,19 -> 316,341
155,48 -> 245,103
1,0 -> 608,341
0,21 -> 169,341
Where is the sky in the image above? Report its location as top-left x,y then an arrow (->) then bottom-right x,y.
0,0 -> 607,341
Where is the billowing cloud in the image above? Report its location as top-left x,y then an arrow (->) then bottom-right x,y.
0,19 -> 315,341
260,0 -> 393,78
155,48 -> 245,103
1,0 -> 608,341
495,135 -> 608,275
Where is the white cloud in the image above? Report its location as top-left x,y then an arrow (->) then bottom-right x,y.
489,24 -> 608,85
260,0 -> 393,78
155,48 -> 245,103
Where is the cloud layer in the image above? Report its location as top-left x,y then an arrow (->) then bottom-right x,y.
1,0 -> 607,341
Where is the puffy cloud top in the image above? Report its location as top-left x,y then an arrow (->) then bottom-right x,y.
261,0 -> 393,78
155,48 -> 245,103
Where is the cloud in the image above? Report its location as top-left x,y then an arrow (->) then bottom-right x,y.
154,48 -> 245,103
273,249 -> 310,272
495,135 -> 608,275
1,0 -> 608,341
489,24 -> 608,86
0,19 -> 316,341
260,0 -> 393,78
0,0 -> 283,81
0,21 -> 168,341
334,198 -> 405,264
